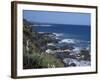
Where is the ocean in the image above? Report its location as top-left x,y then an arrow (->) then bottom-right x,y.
32,23 -> 90,41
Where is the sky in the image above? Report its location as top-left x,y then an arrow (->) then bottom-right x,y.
23,10 -> 91,25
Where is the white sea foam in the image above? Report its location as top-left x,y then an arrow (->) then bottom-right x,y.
47,43 -> 55,46
59,39 -> 76,44
86,45 -> 90,50
53,33 -> 64,37
72,47 -> 81,54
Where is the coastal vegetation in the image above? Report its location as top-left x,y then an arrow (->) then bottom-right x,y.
23,19 -> 64,69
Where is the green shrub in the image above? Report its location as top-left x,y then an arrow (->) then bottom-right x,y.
23,53 -> 64,69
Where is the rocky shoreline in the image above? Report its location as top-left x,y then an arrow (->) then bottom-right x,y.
38,32 -> 91,67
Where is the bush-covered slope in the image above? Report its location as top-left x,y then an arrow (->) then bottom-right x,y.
23,19 -> 64,69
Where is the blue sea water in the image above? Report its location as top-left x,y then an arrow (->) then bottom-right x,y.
32,23 -> 90,41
